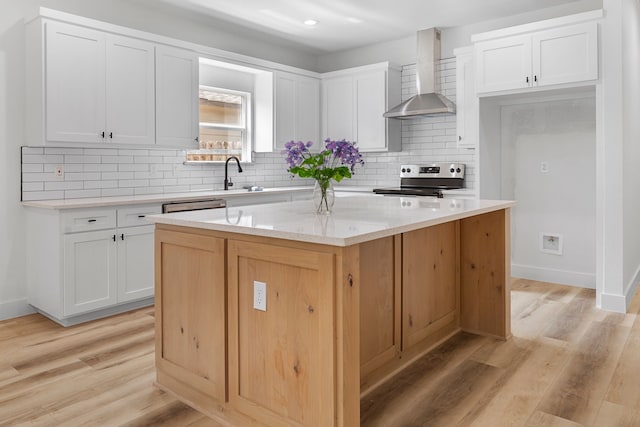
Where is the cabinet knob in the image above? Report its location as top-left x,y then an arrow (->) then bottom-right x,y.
458,136 -> 462,141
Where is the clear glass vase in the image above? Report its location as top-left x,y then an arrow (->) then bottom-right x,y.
313,180 -> 335,214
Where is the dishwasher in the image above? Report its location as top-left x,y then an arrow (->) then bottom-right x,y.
161,198 -> 226,213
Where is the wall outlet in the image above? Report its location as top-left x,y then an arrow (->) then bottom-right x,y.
540,161 -> 549,174
253,281 -> 267,311
540,232 -> 563,255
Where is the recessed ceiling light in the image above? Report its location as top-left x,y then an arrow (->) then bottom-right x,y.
303,19 -> 318,26
347,17 -> 363,24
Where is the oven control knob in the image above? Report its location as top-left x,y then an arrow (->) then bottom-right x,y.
456,168 -> 461,173
450,168 -> 455,173
401,168 -> 406,173
406,168 -> 411,173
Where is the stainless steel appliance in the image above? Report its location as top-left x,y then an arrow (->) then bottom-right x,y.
162,198 -> 226,213
373,163 -> 465,198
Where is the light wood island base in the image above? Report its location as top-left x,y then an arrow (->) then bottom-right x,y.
153,207 -> 511,426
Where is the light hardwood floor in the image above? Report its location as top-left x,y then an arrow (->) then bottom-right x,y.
1,279 -> 639,426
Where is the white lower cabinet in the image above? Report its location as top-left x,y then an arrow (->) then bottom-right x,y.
63,229 -> 118,316
26,204 -> 159,325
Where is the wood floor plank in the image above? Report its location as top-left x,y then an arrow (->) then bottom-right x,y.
525,410 -> 584,427
464,339 -> 570,426
593,401 -> 640,426
536,319 -> 631,425
604,313 -> 640,407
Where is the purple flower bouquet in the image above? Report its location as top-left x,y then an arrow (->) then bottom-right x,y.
282,139 -> 364,213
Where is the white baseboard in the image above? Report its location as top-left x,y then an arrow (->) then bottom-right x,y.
600,292 -> 627,313
0,298 -> 36,321
512,264 -> 596,288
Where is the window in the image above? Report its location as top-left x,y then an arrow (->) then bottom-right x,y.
186,85 -> 251,163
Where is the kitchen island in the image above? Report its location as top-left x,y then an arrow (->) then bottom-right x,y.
147,196 -> 515,426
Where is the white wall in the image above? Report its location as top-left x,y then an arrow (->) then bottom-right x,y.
622,0 -> 640,300
316,0 -> 603,72
500,98 -> 596,287
0,0 -> 30,318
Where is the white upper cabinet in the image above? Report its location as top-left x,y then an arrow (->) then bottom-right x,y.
322,75 -> 355,142
42,21 -> 155,145
321,63 -> 400,152
45,22 -> 106,144
105,35 -> 155,144
455,47 -> 478,149
274,71 -> 320,148
475,34 -> 532,93
474,22 -> 598,95
532,23 -> 598,87
156,46 -> 199,148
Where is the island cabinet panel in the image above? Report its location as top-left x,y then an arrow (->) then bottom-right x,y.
154,229 -> 227,404
460,209 -> 511,339
359,236 -> 401,378
227,240 -> 336,427
402,222 -> 459,350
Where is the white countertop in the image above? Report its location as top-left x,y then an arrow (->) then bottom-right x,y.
21,186 -> 313,209
20,186 -> 477,210
147,196 -> 514,247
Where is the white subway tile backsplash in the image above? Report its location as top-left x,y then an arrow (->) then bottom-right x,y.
65,155 -> 101,164
102,155 -> 133,164
22,164 -> 43,173
84,180 -> 118,189
65,189 -> 101,199
102,188 -> 134,197
45,181 -> 83,191
22,154 -> 63,164
64,172 -> 101,181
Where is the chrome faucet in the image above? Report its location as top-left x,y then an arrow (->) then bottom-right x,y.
224,156 -> 243,190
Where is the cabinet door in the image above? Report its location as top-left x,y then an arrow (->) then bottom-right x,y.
456,50 -> 478,149
105,35 -> 155,144
156,46 -> 199,147
274,72 -> 297,148
296,75 -> 321,144
533,22 -> 598,87
322,76 -> 354,142
402,222 -> 458,350
275,72 -> 321,149
64,229 -> 117,316
156,229 -> 227,402
475,34 -> 532,94
45,21 -> 106,143
355,70 -> 387,151
117,225 -> 154,302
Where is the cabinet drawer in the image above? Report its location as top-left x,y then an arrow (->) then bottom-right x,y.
62,209 -> 116,233
117,205 -> 161,227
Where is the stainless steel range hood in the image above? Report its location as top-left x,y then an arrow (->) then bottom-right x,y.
384,28 -> 455,119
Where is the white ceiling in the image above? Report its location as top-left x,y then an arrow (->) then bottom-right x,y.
155,0 -> 584,52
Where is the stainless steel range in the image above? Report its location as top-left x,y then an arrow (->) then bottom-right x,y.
373,163 -> 465,198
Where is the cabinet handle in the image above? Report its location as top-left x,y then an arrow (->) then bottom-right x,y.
194,137 -> 199,142
137,215 -> 146,218
109,132 -> 113,138
101,131 -> 105,138
112,235 -> 116,242
526,76 -> 529,83
534,75 -> 538,83
120,233 -> 125,241
458,136 -> 462,141
87,219 -> 97,223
